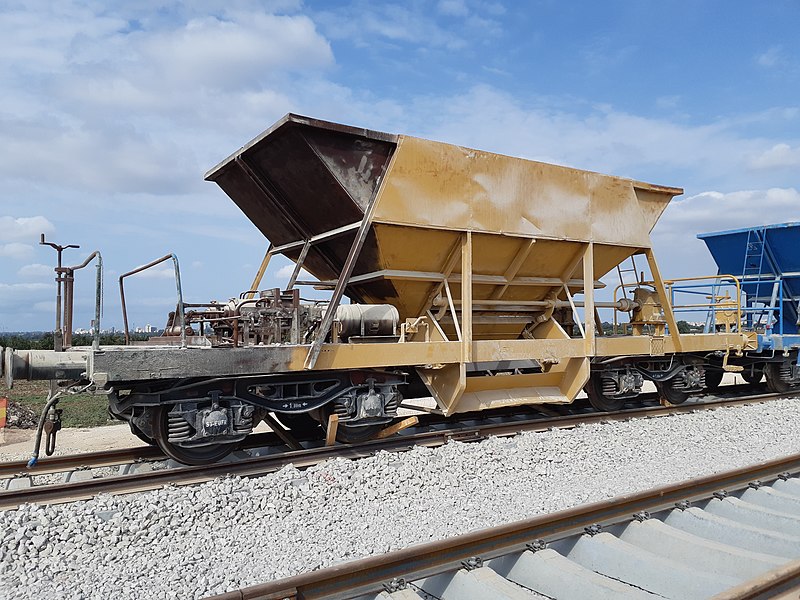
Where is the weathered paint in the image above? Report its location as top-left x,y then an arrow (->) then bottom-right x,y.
10,115 -> 760,416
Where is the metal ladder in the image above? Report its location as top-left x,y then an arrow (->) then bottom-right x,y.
755,229 -> 799,332
741,228 -> 766,328
617,254 -> 641,297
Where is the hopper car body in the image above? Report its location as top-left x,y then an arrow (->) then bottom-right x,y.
2,115 -> 796,464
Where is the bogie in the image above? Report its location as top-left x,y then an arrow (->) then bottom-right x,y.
764,359 -> 800,394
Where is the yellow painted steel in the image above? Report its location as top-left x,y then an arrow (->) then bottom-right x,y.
372,136 -> 677,243
208,115 -> 757,415
344,133 -> 690,410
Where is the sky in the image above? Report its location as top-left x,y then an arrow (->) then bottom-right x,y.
1,0 -> 799,332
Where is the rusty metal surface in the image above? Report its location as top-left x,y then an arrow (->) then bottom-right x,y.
711,559 -> 800,600
204,452 -> 800,600
193,114 -> 717,414
205,115 -> 396,291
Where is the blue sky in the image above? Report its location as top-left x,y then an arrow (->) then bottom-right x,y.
1,0 -> 799,331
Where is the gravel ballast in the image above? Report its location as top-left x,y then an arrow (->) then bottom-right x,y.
2,398 -> 799,599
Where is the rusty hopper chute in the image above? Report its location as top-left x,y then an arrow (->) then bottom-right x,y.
206,114 -> 679,341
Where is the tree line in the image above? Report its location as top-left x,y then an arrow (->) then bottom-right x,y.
0,332 -> 150,350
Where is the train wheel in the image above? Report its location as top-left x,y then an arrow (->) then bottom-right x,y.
584,373 -> 626,412
703,369 -> 724,390
657,381 -> 689,405
335,423 -> 385,444
742,365 -> 764,385
152,406 -> 235,465
273,412 -> 324,437
765,361 -> 799,394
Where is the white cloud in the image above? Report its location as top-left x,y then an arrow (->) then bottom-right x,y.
749,143 -> 800,170
32,301 -> 56,313
657,188 -> 800,237
0,216 -> 55,242
756,46 -> 785,68
0,119 -> 196,194
0,243 -> 35,260
0,282 -> 51,310
16,263 -> 53,279
276,264 -> 312,280
402,86 -> 756,186
314,2 -> 501,50
138,13 -> 333,89
651,188 -> 800,280
132,266 -> 177,280
656,95 -> 681,110
0,5 -> 333,195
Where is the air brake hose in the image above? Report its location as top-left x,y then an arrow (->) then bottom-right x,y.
27,392 -> 63,468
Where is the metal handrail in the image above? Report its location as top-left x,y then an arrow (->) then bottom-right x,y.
119,254 -> 185,347
665,274 -> 743,333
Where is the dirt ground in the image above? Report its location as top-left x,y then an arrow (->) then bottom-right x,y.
0,423 -> 145,461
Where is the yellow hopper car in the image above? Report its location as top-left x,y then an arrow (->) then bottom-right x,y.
6,115 -> 788,465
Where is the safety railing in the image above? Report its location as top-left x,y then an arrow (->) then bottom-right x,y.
668,274 -> 789,336
119,254 -> 185,347
738,275 -> 785,335
664,275 -> 742,333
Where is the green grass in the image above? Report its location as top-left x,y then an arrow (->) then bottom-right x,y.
2,380 -> 114,428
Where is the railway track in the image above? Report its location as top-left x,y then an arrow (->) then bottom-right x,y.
0,386 -> 788,510
206,452 -> 800,600
0,383 -> 775,480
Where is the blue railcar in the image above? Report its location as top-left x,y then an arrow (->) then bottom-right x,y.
695,223 -> 800,390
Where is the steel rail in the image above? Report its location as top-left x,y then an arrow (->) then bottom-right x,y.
712,559 -> 800,600
0,445 -> 164,478
0,382 -> 776,479
205,452 -> 800,600
0,390 -> 788,510
0,431 -> 285,478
